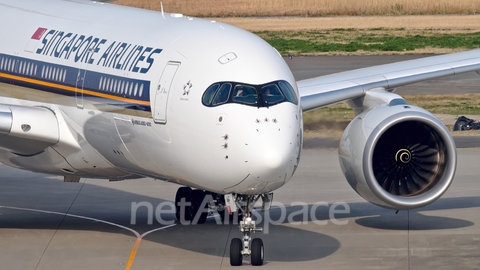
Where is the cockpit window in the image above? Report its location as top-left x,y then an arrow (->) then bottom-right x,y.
202,80 -> 298,107
261,84 -> 284,105
202,83 -> 219,105
278,80 -> 298,105
212,83 -> 232,105
232,84 -> 258,105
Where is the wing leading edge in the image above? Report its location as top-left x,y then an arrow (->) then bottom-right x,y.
298,49 -> 480,112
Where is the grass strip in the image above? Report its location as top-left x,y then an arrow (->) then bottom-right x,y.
255,29 -> 480,55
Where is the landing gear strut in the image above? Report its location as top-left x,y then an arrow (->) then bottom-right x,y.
230,195 -> 266,266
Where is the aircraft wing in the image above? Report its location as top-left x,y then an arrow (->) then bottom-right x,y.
298,49 -> 480,112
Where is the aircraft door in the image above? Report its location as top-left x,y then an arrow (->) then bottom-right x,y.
154,62 -> 180,124
75,68 -> 87,109
76,52 -> 94,109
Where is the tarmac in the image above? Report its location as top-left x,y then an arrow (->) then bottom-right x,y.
1,148 -> 480,269
1,56 -> 480,270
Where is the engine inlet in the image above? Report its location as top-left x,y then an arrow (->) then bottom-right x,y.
372,121 -> 444,197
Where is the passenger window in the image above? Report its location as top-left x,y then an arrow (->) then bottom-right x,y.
202,84 -> 220,106
139,84 -> 144,97
212,83 -> 232,105
129,82 -> 134,95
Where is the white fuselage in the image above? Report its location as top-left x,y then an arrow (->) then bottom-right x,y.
0,0 -> 302,195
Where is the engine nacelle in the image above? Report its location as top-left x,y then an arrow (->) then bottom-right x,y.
0,104 -> 59,156
339,103 -> 456,210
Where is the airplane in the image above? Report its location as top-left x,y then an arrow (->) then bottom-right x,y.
0,0 -> 479,266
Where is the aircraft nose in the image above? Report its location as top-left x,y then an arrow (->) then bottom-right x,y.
263,148 -> 285,170
245,112 -> 301,182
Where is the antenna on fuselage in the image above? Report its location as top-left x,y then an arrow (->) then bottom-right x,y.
161,2 -> 165,19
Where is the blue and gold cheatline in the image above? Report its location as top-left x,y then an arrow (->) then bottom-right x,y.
0,53 -> 151,112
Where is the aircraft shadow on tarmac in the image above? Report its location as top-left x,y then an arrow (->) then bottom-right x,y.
265,197 -> 475,232
0,172 -> 340,262
354,197 -> 477,230
0,170 -> 478,262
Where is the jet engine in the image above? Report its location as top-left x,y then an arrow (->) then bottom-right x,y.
339,103 -> 456,210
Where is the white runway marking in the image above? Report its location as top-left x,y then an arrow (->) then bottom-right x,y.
0,205 -> 177,270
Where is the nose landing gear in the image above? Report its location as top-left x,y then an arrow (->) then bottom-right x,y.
230,195 -> 266,266
174,187 -> 271,266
